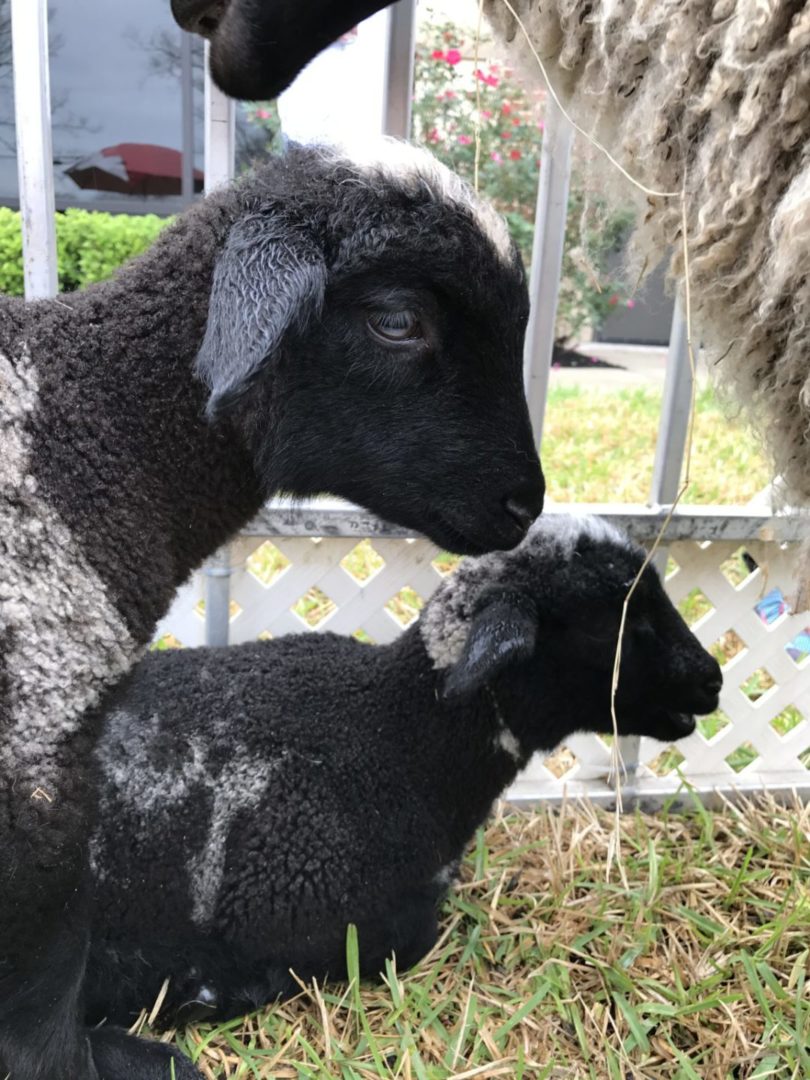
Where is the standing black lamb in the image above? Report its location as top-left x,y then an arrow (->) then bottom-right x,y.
85,514 -> 722,1041
0,141 -> 542,1080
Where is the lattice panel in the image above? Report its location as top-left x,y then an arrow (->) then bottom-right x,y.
155,535 -> 810,803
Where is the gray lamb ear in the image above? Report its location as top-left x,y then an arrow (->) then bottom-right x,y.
196,212 -> 327,417
442,589 -> 537,703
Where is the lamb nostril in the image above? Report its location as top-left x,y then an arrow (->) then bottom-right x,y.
503,482 -> 544,533
504,497 -> 537,533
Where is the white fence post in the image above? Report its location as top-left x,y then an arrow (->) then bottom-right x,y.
384,0 -> 417,139
522,95 -> 574,447
202,50 -> 235,647
11,0 -> 57,300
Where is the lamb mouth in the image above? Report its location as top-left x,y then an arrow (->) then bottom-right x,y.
427,511 -> 528,557
668,712 -> 696,737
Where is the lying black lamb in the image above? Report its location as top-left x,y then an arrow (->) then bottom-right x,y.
86,513 -> 721,1030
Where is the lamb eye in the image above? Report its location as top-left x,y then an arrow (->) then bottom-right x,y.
367,309 -> 423,345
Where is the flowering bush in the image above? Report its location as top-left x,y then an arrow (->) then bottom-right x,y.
412,22 -> 634,343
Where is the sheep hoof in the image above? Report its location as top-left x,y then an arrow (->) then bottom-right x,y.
89,1026 -> 202,1080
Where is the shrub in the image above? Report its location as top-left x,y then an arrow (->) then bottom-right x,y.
0,207 -> 24,296
0,207 -> 168,296
412,21 -> 635,343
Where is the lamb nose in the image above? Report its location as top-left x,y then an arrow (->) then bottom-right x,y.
706,676 -> 723,696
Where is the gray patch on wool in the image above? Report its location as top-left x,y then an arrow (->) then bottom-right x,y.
420,512 -> 634,670
0,348 -> 134,793
186,747 -> 285,928
495,726 -> 523,763
94,708 -> 285,928
333,137 -> 514,262
434,859 -> 460,888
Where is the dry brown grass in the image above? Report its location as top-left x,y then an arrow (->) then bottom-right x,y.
139,795 -> 810,1079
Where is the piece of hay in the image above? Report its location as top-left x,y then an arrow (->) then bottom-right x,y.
485,0 -> 810,508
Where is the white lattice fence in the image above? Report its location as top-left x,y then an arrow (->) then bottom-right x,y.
154,509 -> 810,805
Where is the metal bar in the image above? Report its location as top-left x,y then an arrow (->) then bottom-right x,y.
383,0 -> 417,138
180,31 -> 195,203
242,499 -> 808,542
11,0 -> 57,299
650,301 -> 693,508
203,549 -> 232,647
522,95 -> 574,447
203,51 -> 236,646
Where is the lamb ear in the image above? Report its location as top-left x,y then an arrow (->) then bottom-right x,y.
196,212 -> 327,417
442,590 -> 537,703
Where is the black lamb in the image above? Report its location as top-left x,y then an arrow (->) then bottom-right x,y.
85,513 -> 722,1038
0,141 -> 542,1080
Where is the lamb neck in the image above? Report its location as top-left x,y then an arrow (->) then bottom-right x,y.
22,198 -> 264,644
383,629 -> 524,851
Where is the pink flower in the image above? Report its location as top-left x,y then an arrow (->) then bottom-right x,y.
431,49 -> 445,60
608,294 -> 619,306
509,149 -> 522,160
490,150 -> 503,164
537,120 -> 545,131
500,130 -> 511,140
475,69 -> 499,87
501,103 -> 512,115
481,109 -> 492,119
457,134 -> 473,145
444,90 -> 456,100
427,128 -> 440,144
255,109 -> 270,119
626,298 -> 636,309
445,48 -> 462,65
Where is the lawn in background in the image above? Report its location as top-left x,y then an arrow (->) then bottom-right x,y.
542,384 -> 770,505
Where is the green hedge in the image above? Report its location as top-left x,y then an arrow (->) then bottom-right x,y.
0,206 -> 169,296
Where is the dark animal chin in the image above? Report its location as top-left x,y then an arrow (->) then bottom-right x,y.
423,512 -> 528,557
667,712 -> 696,737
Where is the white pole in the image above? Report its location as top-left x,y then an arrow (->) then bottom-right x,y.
204,42 -> 235,192
11,0 -> 57,300
203,48 -> 235,648
384,0 -> 417,139
522,95 -> 574,448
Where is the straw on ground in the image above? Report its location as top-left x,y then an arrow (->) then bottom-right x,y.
144,795 -> 809,1079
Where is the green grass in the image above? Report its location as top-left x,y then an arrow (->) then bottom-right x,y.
144,797 -> 810,1078
542,385 -> 769,505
